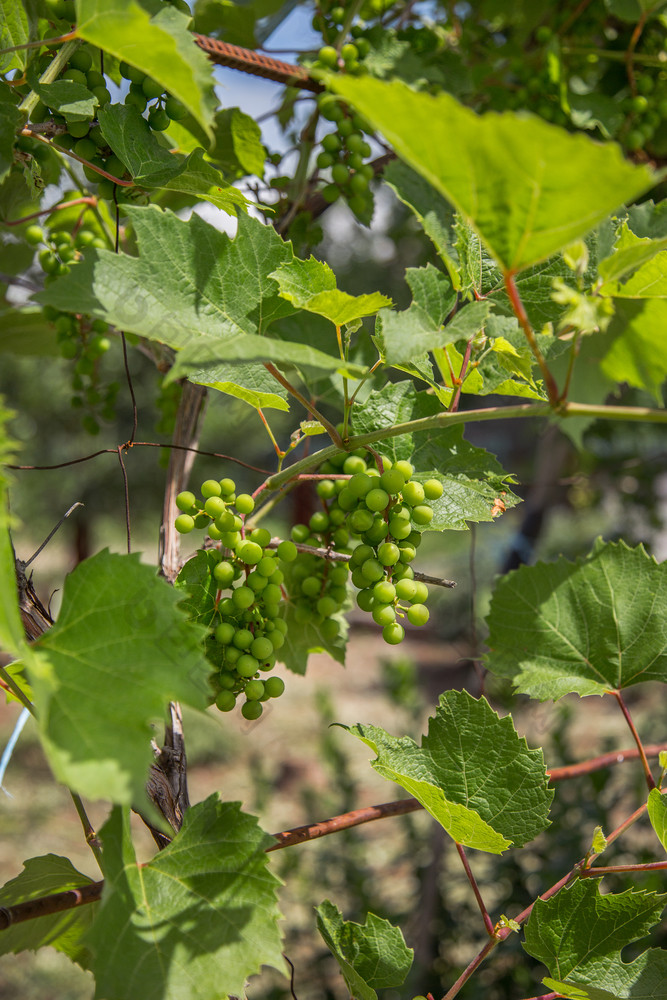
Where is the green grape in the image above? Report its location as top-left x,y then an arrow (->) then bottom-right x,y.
225,644 -> 241,664
378,542 -> 400,566
219,477 -> 236,494
278,539 -> 298,561
320,618 -> 340,641
361,558 -> 384,583
338,118 -> 354,137
164,96 -> 188,120
380,467 -> 406,493
349,172 -> 369,195
220,530 -> 241,548
373,580 -> 396,603
25,224 -> 44,245
317,595 -> 338,617
142,76 -> 164,99
272,618 -> 289,635
356,588 -> 375,611
104,155 -> 125,179
395,578 -> 417,601
257,556 -> 277,577
331,162 -> 349,185
264,676 -> 285,698
244,678 -> 265,700
235,493 -> 255,514
329,565 -> 349,585
318,45 -> 339,67
213,561 -> 235,587
393,563 -> 414,582
382,622 -> 405,645
388,518 -> 412,540
241,700 -> 263,720
317,151 -> 335,170
402,480 -> 425,505
250,527 -> 271,547
412,505 -> 433,525
148,108 -> 170,132
119,61 -> 145,83
86,70 -> 105,89
301,575 -> 321,597
203,496 -> 226,517
247,571 -> 267,592
348,472 -> 373,497
268,568 -> 284,586
373,603 -> 396,626
218,673 -> 236,690
407,604 -> 429,626
412,581 -> 429,603
399,544 -> 417,563
63,67 -> 88,86
343,454 -> 367,475
237,540 -> 263,565
337,488 -> 357,511
208,524 -> 223,540
269,630 -> 285,650
92,86 -> 111,106
215,510 -> 235,531
232,586 -> 255,609
216,690 -> 236,712
309,510 -> 330,533
319,95 -> 345,121
175,514 -> 195,533
233,628 -> 254,650
201,479 -> 222,498
322,132 -> 341,153
263,584 -> 282,604
237,654 -> 259,678
423,479 -> 444,500
316,478 -> 337,499
125,90 -> 147,112
347,509 -> 372,534
350,543 -> 374,566
215,622 -> 235,644
250,636 -> 274,660
365,488 -> 389,512
363,520 -> 389,544
68,121 -> 91,140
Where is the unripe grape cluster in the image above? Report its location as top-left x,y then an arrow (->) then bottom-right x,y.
27,222 -> 117,434
293,453 -> 442,644
175,478 -> 294,720
316,95 -> 375,220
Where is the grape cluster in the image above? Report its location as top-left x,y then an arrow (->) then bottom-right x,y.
316,94 -> 375,220
294,454 -> 442,644
175,478 -> 293,720
27,222 -> 117,434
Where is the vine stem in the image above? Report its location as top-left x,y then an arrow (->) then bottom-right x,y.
441,938 -> 499,1000
5,196 -> 98,227
579,860 -> 667,877
610,689 -> 655,790
504,272 -> 559,404
455,843 -> 495,936
69,793 -> 103,869
18,38 -> 79,118
448,337 -> 474,412
263,363 -> 343,448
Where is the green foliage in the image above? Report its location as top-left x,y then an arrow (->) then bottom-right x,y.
316,899 -> 413,1000
648,789 -> 667,853
344,690 -> 552,852
485,539 -> 667,700
88,800 -> 285,1000
271,256 -> 392,326
524,880 -> 667,999
29,549 -> 211,804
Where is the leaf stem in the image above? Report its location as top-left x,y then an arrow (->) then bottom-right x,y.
441,938 -> 499,1000
504,272 -> 559,404
257,408 -> 284,459
263,363 -> 343,447
69,793 -> 103,869
0,31 -> 78,56
448,337 -> 474,412
455,842 -> 495,936
610,689 -> 655,790
579,860 -> 667,877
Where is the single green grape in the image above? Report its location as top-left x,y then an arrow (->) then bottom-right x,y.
365,488 -> 390,512
237,540 -> 263,565
318,45 -> 339,67
382,622 -> 405,645
412,581 -> 429,603
349,509 -> 374,534
215,622 -> 235,644
25,224 -> 45,245
317,595 -> 338,618
407,604 -> 429,626
175,514 -> 195,533
213,561 -> 235,587
204,496 -> 226,518
233,628 -> 254,650
235,493 -> 255,514
244,679 -> 265,700
380,467 -> 406,494
232,586 -> 255,609
309,511 -> 330,533
263,584 -> 282,604
412,505 -> 434,525
219,477 -> 236,494
201,479 -> 222,498
215,690 -> 236,712
301,575 -> 321,597
164,96 -> 188,120
278,539 -> 298,561
378,542 -> 400,566
251,636 -> 274,660
423,479 -> 443,500
402,480 -> 425,506
148,106 -> 170,131
361,558 -> 384,583
250,527 -> 271,547
264,676 -> 285,698
373,580 -> 396,603
237,653 -> 259,678
356,588 -> 375,612
373,603 -> 396,626
241,700 -> 263,720
395,578 -> 417,601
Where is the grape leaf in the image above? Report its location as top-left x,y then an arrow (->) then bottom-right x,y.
31,80 -> 97,123
37,205 -> 294,342
648,789 -> 667,853
187,360 -> 290,411
325,75 -> 656,273
600,299 -> 667,403
97,106 -> 248,213
1,0 -> 31,72
270,256 -> 392,326
383,158 -> 460,288
524,880 -> 667,999
374,264 -> 462,365
597,224 -> 667,284
0,855 -> 96,965
28,549 -> 211,804
350,381 -> 520,529
0,84 -> 21,185
485,538 -> 667,701
0,402 -> 26,661
174,550 -> 219,629
210,107 -> 266,178
76,0 -> 217,141
315,899 -> 413,1000
87,799 -> 285,1000
344,690 -> 552,852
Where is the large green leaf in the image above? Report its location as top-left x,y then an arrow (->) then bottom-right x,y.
76,0 -> 217,140
600,298 -> 667,403
87,800 -> 285,1000
28,549 -> 211,804
344,690 -> 552,852
597,223 -> 667,284
315,900 -> 413,1000
270,256 -> 391,326
375,263 -> 458,365
0,855 -> 96,965
325,76 -> 656,273
0,0 -> 33,73
187,360 -> 290,411
37,205 -> 294,344
648,788 -> 667,853
485,538 -> 667,701
350,381 -> 519,529
0,84 -> 21,186
523,880 -> 667,1000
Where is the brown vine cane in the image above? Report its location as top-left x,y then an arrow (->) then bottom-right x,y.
193,35 -> 324,93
